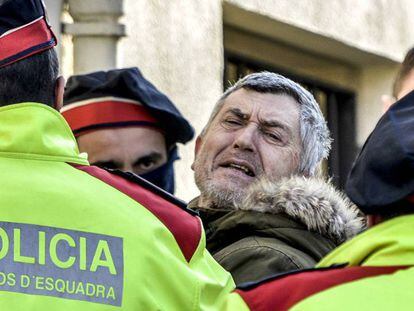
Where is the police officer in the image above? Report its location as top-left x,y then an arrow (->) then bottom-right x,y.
0,0 -> 236,309
0,0 -> 324,310
62,68 -> 194,193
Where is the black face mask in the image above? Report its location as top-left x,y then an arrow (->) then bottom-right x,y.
139,147 -> 179,194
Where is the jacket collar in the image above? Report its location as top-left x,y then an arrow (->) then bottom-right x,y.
0,103 -> 89,165
192,176 -> 364,245
198,208 -> 336,260
318,214 -> 414,267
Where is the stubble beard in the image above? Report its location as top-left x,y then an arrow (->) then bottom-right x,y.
194,157 -> 250,210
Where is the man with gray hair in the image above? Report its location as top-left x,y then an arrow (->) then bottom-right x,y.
190,71 -> 363,285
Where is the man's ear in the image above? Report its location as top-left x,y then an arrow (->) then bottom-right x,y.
54,76 -> 65,111
194,136 -> 202,156
191,136 -> 203,171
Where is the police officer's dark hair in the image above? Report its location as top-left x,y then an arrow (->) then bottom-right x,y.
0,48 -> 59,107
393,47 -> 414,98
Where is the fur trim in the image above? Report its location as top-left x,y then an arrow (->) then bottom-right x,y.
237,176 -> 364,244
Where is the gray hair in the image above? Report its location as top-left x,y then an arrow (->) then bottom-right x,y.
201,71 -> 331,176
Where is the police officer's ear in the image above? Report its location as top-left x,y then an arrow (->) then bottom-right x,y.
191,136 -> 203,171
54,76 -> 65,111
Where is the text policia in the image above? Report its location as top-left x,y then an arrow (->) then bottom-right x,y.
0,221 -> 124,306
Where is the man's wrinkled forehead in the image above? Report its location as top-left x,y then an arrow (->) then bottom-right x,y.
218,89 -> 299,124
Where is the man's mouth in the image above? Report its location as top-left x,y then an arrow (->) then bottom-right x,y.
220,162 -> 255,177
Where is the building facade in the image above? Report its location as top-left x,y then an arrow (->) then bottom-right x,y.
45,0 -> 414,200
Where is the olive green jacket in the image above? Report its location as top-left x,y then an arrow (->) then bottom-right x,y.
190,176 -> 364,285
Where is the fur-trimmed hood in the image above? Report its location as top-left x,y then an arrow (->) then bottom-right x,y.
236,176 -> 364,244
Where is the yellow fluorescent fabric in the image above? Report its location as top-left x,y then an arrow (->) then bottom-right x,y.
0,103 -> 250,310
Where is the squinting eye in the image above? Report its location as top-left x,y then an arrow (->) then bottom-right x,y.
264,132 -> 281,142
222,118 -> 243,128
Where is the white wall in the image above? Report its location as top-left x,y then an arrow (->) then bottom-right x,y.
44,0 -> 64,62
225,0 -> 414,62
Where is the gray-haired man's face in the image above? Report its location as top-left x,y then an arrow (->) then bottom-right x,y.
192,88 -> 302,206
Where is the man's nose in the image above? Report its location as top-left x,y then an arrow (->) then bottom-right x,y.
233,124 -> 257,152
